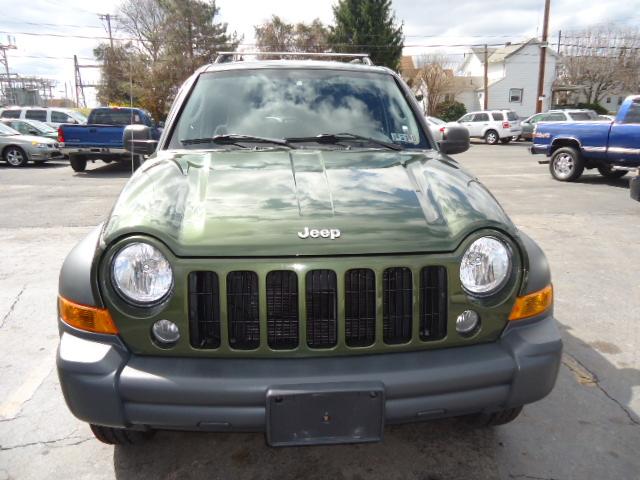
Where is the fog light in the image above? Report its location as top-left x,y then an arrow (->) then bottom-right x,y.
456,310 -> 480,336
152,319 -> 180,346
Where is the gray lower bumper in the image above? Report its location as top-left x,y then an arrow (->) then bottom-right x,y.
57,314 -> 562,431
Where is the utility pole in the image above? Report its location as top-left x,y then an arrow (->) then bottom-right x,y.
483,44 -> 489,110
0,38 -> 17,105
536,0 -> 551,113
99,14 -> 115,49
557,30 -> 562,54
74,55 -> 87,108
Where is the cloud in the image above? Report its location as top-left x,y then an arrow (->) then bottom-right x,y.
1,0 -> 638,106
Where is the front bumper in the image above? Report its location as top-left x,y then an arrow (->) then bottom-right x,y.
57,313 -> 562,434
630,175 -> 640,202
27,147 -> 63,161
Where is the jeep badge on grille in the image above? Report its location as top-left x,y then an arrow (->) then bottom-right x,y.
298,227 -> 341,240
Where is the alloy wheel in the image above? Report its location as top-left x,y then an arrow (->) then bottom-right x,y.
553,153 -> 574,179
5,148 -> 26,167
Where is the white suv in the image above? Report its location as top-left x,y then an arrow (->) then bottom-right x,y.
457,110 -> 522,145
0,107 -> 87,128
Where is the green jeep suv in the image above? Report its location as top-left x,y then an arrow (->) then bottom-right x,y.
57,54 -> 561,447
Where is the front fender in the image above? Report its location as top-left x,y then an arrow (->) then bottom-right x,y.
518,230 -> 551,296
58,224 -> 104,308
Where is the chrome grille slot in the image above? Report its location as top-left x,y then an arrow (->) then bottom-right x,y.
420,266 -> 448,341
188,271 -> 220,349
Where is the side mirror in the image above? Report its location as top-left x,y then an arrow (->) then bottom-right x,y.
29,129 -> 39,135
124,125 -> 158,156
437,125 -> 470,155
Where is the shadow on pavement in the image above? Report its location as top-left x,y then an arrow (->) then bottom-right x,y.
573,174 -> 631,190
113,418 -> 501,480
74,161 -> 135,179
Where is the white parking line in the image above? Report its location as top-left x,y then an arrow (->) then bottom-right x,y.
0,360 -> 53,420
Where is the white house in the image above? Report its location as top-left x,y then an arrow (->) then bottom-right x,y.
456,39 -> 558,117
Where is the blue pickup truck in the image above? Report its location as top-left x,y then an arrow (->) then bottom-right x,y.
59,107 -> 161,172
531,96 -> 640,193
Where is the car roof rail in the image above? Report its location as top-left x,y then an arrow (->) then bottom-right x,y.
214,51 -> 374,65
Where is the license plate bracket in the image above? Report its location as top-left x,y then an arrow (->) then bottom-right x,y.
266,382 -> 385,447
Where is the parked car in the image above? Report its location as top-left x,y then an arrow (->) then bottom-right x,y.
520,109 -> 600,140
531,95 -> 640,181
457,110 -> 522,144
425,116 -> 468,141
1,118 -> 58,140
0,122 -> 62,167
59,107 -> 162,172
57,54 -> 561,447
0,107 -> 87,128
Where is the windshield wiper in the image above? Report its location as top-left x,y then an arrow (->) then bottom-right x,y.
181,134 -> 294,149
285,133 -> 403,151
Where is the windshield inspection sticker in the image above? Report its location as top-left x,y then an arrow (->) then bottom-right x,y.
390,132 -> 416,143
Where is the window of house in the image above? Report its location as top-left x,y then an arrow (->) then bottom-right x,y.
474,113 -> 490,122
606,97 -> 611,104
492,112 -> 504,121
509,88 -> 523,103
25,110 -> 47,121
1,110 -> 21,118
618,97 -> 624,106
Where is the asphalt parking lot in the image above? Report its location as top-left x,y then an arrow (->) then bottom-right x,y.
0,142 -> 638,480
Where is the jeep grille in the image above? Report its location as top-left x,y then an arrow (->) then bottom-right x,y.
188,266 -> 448,353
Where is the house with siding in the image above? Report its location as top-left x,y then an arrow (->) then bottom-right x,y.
456,39 -> 558,117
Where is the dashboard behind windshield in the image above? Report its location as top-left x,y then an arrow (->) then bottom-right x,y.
168,68 -> 430,150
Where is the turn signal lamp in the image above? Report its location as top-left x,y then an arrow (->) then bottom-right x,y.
58,296 -> 119,334
509,285 -> 553,321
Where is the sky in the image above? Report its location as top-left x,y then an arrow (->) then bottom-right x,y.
1,0 -> 638,106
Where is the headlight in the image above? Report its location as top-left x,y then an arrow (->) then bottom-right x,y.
111,242 -> 173,305
459,236 -> 511,296
31,141 -> 48,149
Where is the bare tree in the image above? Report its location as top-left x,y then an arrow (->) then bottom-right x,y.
118,0 -> 167,62
255,16 -> 329,55
413,54 -> 459,115
560,26 -> 640,103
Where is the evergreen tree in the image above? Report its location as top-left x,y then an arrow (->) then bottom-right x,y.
329,0 -> 404,70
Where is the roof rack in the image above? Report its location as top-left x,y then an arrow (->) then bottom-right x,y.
214,51 -> 373,65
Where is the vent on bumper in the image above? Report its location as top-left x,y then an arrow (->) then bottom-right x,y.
345,269 -> 376,347
266,270 -> 299,350
227,271 -> 260,350
306,270 -> 338,348
383,267 -> 413,344
188,271 -> 221,348
420,266 -> 448,341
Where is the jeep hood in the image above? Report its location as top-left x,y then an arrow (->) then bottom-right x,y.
102,149 -> 515,257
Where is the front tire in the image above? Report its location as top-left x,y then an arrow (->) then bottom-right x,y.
4,146 -> 28,167
70,155 -> 87,172
597,165 -> 627,179
484,130 -> 499,145
550,147 -> 584,181
89,424 -> 155,445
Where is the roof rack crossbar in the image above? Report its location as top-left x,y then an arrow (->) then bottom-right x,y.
214,51 -> 373,65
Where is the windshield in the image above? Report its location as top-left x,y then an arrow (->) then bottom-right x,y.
68,111 -> 87,124
427,116 -> 445,125
27,120 -> 56,133
168,68 -> 430,150
0,123 -> 19,135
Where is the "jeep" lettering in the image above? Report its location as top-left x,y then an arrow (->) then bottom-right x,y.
297,227 -> 341,240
